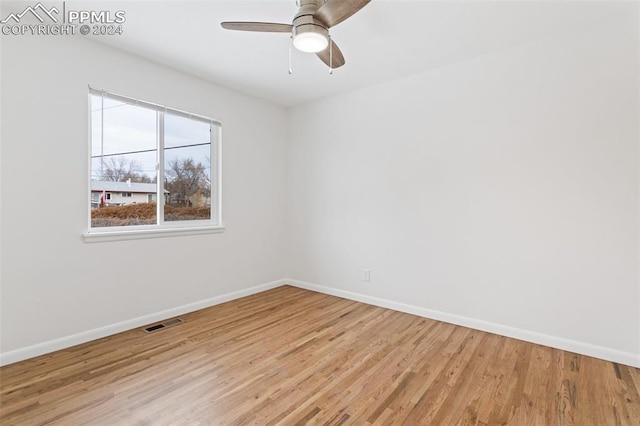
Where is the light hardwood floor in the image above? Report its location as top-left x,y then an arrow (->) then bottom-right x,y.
1,286 -> 639,425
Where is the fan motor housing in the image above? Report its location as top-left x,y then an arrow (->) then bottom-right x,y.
292,0 -> 328,52
293,0 -> 328,31
293,14 -> 328,38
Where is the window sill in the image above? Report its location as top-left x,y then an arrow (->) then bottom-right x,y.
83,225 -> 226,243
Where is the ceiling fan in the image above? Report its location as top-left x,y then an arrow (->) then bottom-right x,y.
221,0 -> 371,70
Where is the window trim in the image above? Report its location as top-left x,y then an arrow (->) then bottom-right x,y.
83,225 -> 226,243
85,87 -> 223,241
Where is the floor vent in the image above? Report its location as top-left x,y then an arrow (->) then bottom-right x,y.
143,318 -> 184,333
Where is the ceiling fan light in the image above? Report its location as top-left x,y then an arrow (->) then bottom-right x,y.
293,26 -> 328,53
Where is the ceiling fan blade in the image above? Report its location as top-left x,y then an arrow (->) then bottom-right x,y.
220,22 -> 293,33
314,0 -> 371,28
316,39 -> 346,69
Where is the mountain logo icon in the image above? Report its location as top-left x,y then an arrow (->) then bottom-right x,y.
1,2 -> 59,24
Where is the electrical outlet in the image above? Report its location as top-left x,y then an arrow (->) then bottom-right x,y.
362,269 -> 371,282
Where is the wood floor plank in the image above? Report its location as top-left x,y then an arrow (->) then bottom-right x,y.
1,286 -> 638,425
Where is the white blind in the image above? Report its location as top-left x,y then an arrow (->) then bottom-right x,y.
88,86 -> 221,126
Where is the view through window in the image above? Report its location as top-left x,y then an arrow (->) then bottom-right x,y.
89,90 -> 220,230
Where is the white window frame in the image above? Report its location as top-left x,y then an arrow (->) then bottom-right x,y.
84,87 -> 224,242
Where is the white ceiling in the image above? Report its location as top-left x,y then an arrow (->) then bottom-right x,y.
8,1 -> 628,106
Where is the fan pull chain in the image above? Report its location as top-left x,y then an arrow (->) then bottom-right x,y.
288,36 -> 293,75
329,36 -> 333,75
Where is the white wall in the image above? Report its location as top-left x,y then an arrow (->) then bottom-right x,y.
287,11 -> 640,364
0,35 -> 288,359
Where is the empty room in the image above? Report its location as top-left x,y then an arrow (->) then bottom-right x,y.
0,0 -> 639,424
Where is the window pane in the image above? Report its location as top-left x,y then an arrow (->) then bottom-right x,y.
90,94 -> 158,228
163,113 -> 211,222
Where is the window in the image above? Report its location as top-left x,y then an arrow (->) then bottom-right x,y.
88,89 -> 222,238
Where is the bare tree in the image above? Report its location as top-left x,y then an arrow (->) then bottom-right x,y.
165,158 -> 209,206
102,157 -> 152,183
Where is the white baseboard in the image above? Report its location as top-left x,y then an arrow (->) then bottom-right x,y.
285,279 -> 640,368
4,278 -> 638,368
0,279 -> 286,366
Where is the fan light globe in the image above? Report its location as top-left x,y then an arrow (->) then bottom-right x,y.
293,28 -> 328,53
